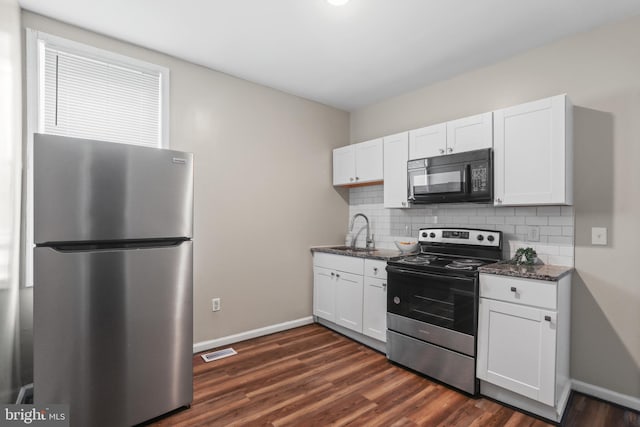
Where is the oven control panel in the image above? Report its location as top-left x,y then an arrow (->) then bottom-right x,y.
419,228 -> 501,247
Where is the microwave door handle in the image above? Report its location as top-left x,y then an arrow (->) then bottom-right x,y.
464,164 -> 471,194
408,174 -> 415,201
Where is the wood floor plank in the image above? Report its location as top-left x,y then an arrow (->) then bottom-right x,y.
146,324 -> 639,427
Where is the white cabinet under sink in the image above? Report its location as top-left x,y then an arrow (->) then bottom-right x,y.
477,273 -> 572,422
313,252 -> 364,333
312,252 -> 388,350
493,94 -> 573,206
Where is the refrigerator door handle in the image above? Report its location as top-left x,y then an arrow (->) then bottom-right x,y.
45,238 -> 191,252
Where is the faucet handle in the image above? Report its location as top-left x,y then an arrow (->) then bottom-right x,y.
368,233 -> 375,249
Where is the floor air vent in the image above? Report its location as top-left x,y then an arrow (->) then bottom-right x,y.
201,347 -> 237,362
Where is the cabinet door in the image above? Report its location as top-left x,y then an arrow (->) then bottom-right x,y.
363,277 -> 387,342
335,271 -> 364,333
494,95 -> 569,205
446,112 -> 493,154
354,138 -> 384,183
477,298 -> 557,406
409,123 -> 446,159
332,145 -> 355,186
313,266 -> 336,321
383,132 -> 409,208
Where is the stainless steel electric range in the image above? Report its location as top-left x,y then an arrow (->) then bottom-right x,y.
386,227 -> 503,395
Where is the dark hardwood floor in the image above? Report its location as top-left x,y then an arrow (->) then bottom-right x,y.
149,324 -> 639,427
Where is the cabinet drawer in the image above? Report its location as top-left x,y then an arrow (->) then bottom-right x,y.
479,274 -> 557,310
364,259 -> 387,279
313,252 -> 363,275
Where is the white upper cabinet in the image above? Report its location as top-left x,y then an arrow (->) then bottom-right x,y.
333,138 -> 383,186
409,112 -> 492,160
383,132 -> 409,208
409,123 -> 446,159
446,112 -> 493,154
493,94 -> 573,206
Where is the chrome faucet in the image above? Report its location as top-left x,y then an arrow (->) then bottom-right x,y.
350,213 -> 374,250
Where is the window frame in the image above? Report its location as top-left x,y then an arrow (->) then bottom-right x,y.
24,29 -> 171,287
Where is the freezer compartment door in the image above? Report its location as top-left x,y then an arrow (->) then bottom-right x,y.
34,242 -> 193,427
34,134 -> 193,244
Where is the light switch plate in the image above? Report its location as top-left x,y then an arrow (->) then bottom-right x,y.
591,227 -> 607,245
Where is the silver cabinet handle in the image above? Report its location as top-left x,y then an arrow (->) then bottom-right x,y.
447,147 -> 453,153
496,198 -> 502,204
383,283 -> 387,290
355,176 -> 359,181
401,201 -> 406,206
544,315 -> 551,322
439,148 -> 445,154
336,273 -> 340,278
331,272 -> 335,277
349,177 -> 354,182
510,286 -> 517,292
373,267 -> 378,274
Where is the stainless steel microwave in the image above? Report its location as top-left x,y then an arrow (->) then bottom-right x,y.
408,148 -> 493,204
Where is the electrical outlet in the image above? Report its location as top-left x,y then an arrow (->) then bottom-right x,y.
527,226 -> 540,242
591,227 -> 607,245
212,298 -> 221,312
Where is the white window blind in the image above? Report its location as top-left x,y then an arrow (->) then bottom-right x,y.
41,44 -> 164,148
24,30 -> 170,288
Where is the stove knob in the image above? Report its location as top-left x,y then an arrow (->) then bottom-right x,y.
487,235 -> 495,242
477,235 -> 484,241
429,232 -> 436,238
421,232 -> 428,238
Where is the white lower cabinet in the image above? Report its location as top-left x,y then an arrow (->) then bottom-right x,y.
334,271 -> 364,333
477,273 -> 571,422
362,259 -> 388,342
313,253 -> 388,347
313,266 -> 336,321
477,298 -> 556,405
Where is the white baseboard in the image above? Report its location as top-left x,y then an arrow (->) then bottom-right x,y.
572,379 -> 640,412
193,316 -> 314,354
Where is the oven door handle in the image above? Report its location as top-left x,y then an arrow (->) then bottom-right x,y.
386,266 -> 475,283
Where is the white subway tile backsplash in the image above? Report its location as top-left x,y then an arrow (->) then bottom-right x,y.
547,255 -> 573,267
450,216 -> 470,224
537,206 -> 562,216
515,207 -> 537,216
525,216 -> 548,225
495,224 -> 515,234
561,206 -> 575,216
505,216 -> 526,225
548,236 -> 573,245
469,216 -> 487,224
486,216 -> 506,225
540,226 -> 562,236
495,207 -> 515,216
549,216 -> 574,226
348,185 -> 574,266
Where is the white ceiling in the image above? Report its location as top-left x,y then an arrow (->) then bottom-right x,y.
18,0 -> 640,111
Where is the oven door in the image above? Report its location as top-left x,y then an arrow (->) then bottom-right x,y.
386,265 -> 477,337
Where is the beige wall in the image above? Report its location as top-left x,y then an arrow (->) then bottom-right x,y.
21,12 -> 350,344
351,16 -> 640,398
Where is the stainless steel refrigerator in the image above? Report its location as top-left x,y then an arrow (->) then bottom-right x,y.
33,134 -> 193,426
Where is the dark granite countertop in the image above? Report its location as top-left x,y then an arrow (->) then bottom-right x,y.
310,245 -> 406,261
478,262 -> 574,282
